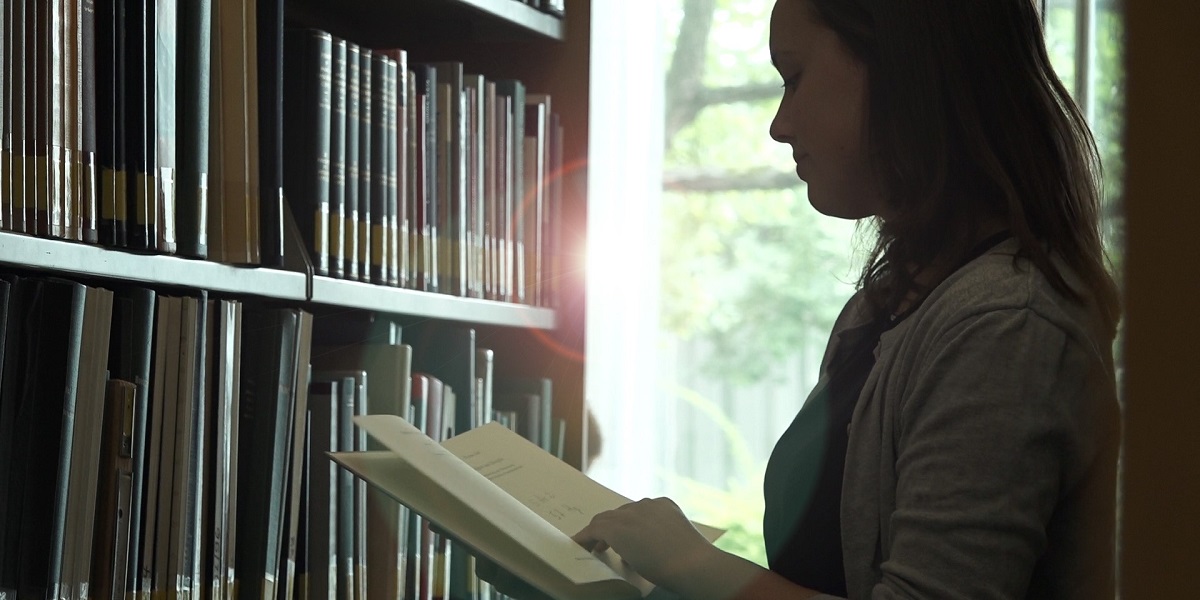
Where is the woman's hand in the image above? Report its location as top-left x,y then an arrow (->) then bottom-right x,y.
571,497 -> 720,590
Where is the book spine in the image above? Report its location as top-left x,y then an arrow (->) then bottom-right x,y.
80,0 -> 99,243
153,0 -> 176,254
390,53 -> 405,288
343,43 -> 360,282
95,0 -> 126,246
124,0 -> 152,251
357,49 -> 372,284
328,38 -> 346,280
282,29 -> 332,278
235,308 -> 300,600
412,66 -> 437,294
369,53 -> 387,284
11,280 -> 86,600
175,0 -> 211,258
256,0 -> 284,267
464,75 -> 485,300
494,80 -> 523,303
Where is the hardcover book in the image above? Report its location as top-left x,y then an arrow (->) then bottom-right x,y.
332,416 -> 723,600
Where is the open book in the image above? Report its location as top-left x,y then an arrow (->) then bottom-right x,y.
330,414 -> 723,600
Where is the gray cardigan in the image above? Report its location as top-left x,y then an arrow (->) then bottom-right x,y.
807,240 -> 1119,599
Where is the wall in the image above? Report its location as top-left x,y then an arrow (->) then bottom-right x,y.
1121,1 -> 1200,596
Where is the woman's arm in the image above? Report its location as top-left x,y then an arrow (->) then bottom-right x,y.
572,498 -> 830,600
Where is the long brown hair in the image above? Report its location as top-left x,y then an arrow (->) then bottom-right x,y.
805,0 -> 1120,329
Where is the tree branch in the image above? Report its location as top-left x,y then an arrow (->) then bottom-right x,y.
665,0 -> 717,145
697,82 -> 782,107
663,168 -> 802,192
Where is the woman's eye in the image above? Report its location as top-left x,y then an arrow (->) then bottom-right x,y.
781,73 -> 801,91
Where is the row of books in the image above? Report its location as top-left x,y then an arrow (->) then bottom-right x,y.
283,30 -> 564,307
0,273 -> 562,600
0,0 -> 564,308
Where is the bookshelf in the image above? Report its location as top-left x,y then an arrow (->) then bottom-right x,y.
0,0 -> 591,598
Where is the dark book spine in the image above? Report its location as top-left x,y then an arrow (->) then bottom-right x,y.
328,38 -> 346,280
235,308 -> 300,600
283,29 -> 332,279
81,0 -> 100,243
0,276 -> 23,591
405,73 -> 417,290
392,54 -> 406,288
369,53 -> 387,284
430,62 -> 466,297
344,43 -> 361,282
494,80 -> 523,303
124,0 -> 152,250
175,0 -> 211,258
413,65 -> 437,294
0,0 -> 8,232
256,0 -> 285,267
11,279 -> 86,600
29,0 -> 46,236
95,0 -> 126,246
464,75 -> 485,300
357,48 -> 372,284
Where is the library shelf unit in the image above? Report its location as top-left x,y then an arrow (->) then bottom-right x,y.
0,0 -> 592,467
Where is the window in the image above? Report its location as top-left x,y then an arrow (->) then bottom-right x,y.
586,0 -> 1125,566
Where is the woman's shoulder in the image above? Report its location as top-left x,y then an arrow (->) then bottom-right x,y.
910,238 -> 1113,347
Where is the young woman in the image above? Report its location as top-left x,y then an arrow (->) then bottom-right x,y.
569,0 -> 1122,598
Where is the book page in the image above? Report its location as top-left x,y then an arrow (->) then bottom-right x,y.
347,415 -> 637,590
441,422 -> 725,596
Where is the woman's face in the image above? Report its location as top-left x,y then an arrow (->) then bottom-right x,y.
769,0 -> 885,220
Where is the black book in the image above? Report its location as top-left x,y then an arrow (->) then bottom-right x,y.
304,380 -> 339,600
343,43 -> 361,282
328,38 -> 347,280
357,49 -> 373,284
81,0 -> 101,244
257,0 -> 285,267
175,0 -> 212,258
123,0 -> 153,250
282,29 -> 333,278
369,52 -> 388,284
412,65 -> 438,293
427,62 -> 467,297
236,307 -> 304,600
95,0 -> 127,247
494,80 -> 524,303
3,279 -> 103,600
0,275 -> 17,593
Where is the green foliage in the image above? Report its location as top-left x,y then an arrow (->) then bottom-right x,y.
660,383 -> 769,566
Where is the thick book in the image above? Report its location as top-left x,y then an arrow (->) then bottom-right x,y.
368,52 -> 389,285
356,48 -> 373,284
331,416 -> 723,600
282,28 -> 333,278
256,0 -> 284,268
235,307 -> 305,600
175,0 -> 212,258
95,0 -> 128,247
327,38 -> 347,280
208,0 -> 261,265
343,43 -> 361,282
